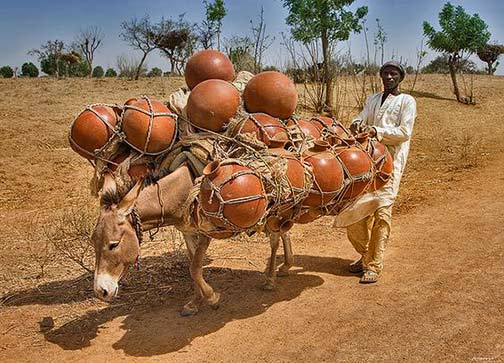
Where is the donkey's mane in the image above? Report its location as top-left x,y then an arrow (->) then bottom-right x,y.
100,166 -> 175,209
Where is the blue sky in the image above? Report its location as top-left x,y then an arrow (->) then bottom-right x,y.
1,0 -> 503,74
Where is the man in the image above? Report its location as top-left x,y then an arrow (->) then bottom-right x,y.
333,60 -> 417,284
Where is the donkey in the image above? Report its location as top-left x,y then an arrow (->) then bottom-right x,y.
92,164 -> 293,316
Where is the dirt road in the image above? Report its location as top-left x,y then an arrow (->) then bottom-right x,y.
1,154 -> 503,362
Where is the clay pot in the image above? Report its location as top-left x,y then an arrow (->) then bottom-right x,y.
286,118 -> 321,140
310,116 -> 350,140
199,161 -> 267,229
336,145 -> 373,199
124,98 -> 138,106
191,200 -> 237,239
122,98 -> 177,155
302,141 -> 344,207
233,113 -> 290,148
70,105 -> 119,160
109,153 -> 150,180
292,207 -> 323,224
187,79 -> 241,132
268,148 -> 307,202
367,140 -> 393,191
243,71 -> 298,119
185,49 -> 236,90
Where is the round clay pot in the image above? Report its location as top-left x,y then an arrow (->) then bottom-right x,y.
187,79 -> 241,132
302,140 -> 344,207
336,145 -> 373,198
268,148 -> 306,201
185,49 -> 236,90
122,98 -> 177,155
367,140 -> 393,191
70,105 -> 118,160
286,118 -> 321,140
233,113 -> 290,148
199,161 -> 267,229
243,71 -> 298,119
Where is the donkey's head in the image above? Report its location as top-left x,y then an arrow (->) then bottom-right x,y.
92,173 -> 143,302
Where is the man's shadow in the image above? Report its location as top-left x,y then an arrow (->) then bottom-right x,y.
2,252 -> 353,356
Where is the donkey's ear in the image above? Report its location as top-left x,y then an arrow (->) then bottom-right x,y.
117,178 -> 144,219
102,172 -> 117,195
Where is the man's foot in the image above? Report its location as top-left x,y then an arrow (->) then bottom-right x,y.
359,270 -> 379,284
349,258 -> 364,273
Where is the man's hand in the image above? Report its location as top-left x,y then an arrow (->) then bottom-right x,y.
361,125 -> 377,138
349,120 -> 363,135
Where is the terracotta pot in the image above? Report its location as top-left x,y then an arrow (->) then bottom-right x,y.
234,113 -> 290,148
199,161 -> 267,229
122,98 -> 177,155
70,105 -> 118,160
293,207 -> 323,224
268,148 -> 306,202
187,79 -> 241,132
191,200 -> 237,239
109,153 -> 150,180
367,140 -> 393,191
302,141 -> 344,207
310,116 -> 350,140
336,145 -> 373,199
243,71 -> 298,119
185,49 -> 236,90
286,118 -> 321,140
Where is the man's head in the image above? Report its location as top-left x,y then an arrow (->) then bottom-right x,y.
380,61 -> 405,93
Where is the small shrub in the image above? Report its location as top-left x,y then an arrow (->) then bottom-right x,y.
105,68 -> 117,77
92,65 -> 104,78
147,67 -> 163,77
0,65 -> 14,78
21,62 -> 39,77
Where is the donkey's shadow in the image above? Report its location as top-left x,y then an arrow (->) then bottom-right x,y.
3,252 -> 353,356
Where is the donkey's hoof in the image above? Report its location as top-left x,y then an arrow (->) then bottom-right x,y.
208,292 -> 221,309
277,264 -> 292,277
180,303 -> 199,317
261,279 -> 276,291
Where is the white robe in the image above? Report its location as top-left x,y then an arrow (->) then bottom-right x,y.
333,92 -> 417,227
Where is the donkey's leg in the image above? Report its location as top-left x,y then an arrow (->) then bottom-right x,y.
182,234 -> 220,316
262,233 -> 280,290
278,232 -> 294,276
183,233 -> 198,262
181,233 -> 204,316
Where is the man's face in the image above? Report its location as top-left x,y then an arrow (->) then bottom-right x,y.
381,66 -> 402,91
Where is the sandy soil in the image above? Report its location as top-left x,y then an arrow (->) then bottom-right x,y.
0,75 -> 503,362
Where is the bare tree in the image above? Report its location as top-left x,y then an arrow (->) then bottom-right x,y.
75,26 -> 104,77
374,18 -> 387,66
197,19 -> 216,49
29,40 -> 65,78
224,35 -> 255,72
120,16 -> 157,80
250,6 -> 275,73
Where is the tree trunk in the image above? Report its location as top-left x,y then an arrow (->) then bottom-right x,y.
487,61 -> 494,75
448,55 -> 461,102
321,31 -> 333,115
135,52 -> 148,80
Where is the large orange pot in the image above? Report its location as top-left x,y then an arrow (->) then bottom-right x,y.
268,148 -> 307,203
336,143 -> 374,199
286,118 -> 321,140
187,79 -> 241,132
122,97 -> 177,155
199,161 -> 267,229
185,49 -> 236,90
367,139 -> 393,191
302,141 -> 344,207
233,113 -> 290,148
109,152 -> 150,181
243,71 -> 298,119
70,105 -> 119,160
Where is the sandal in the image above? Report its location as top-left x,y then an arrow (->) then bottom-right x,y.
359,270 -> 379,284
349,258 -> 364,273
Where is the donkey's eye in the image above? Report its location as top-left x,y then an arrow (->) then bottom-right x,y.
109,241 -> 120,251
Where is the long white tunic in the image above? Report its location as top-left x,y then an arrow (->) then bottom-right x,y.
333,92 -> 417,227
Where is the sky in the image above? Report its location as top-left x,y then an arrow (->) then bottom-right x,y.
0,0 -> 503,75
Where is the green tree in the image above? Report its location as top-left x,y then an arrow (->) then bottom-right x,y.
423,2 -> 490,103
205,0 -> 227,51
477,43 -> 504,75
21,62 -> 39,77
29,40 -> 65,78
92,66 -> 104,78
75,26 -> 104,77
147,67 -> 163,77
283,0 -> 368,114
0,65 -> 14,78
105,68 -> 117,77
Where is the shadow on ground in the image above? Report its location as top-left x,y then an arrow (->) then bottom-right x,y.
2,253 -> 353,356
